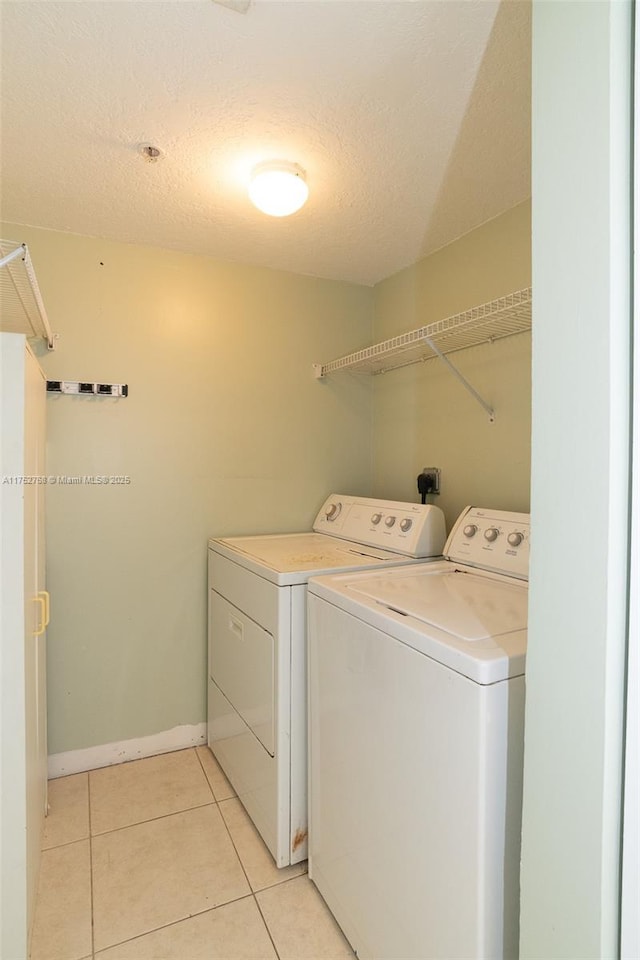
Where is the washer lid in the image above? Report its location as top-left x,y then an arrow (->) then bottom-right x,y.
349,568 -> 528,641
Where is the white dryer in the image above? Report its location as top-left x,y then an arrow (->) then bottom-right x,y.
307,506 -> 530,960
207,494 -> 446,867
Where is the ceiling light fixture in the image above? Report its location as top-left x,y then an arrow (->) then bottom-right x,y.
249,160 -> 309,217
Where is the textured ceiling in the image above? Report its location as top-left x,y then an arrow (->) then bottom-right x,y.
0,0 -> 531,286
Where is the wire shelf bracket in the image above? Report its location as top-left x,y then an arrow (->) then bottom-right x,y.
423,335 -> 495,422
0,240 -> 56,350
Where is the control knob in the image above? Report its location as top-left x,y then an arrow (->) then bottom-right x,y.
371,512 -> 382,525
385,516 -> 396,528
463,524 -> 478,538
484,527 -> 499,542
507,531 -> 524,547
325,502 -> 342,521
400,518 -> 413,532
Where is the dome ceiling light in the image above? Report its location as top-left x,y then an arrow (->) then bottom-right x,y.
248,160 -> 309,217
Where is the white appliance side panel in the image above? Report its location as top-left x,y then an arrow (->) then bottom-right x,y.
308,595 -> 525,960
208,550 -> 280,635
289,584 -> 308,863
209,592 -> 274,755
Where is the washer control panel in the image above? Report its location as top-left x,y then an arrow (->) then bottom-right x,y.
313,494 -> 446,558
446,506 -> 530,580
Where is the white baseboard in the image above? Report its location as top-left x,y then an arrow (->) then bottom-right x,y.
48,722 -> 207,779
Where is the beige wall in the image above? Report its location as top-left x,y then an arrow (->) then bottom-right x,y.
2,223 -> 373,754
371,201 -> 531,530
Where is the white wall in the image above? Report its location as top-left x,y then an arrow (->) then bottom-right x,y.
1,223 -> 373,755
520,2 -> 632,956
621,16 -> 640,950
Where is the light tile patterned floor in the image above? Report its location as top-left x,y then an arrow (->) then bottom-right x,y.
30,746 -> 354,960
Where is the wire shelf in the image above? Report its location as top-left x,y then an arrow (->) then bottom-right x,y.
0,240 -> 55,349
314,287 -> 531,378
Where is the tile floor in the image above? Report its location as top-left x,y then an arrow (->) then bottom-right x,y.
30,746 -> 355,960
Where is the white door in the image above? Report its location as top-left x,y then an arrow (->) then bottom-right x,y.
24,345 -> 48,922
0,334 -> 47,959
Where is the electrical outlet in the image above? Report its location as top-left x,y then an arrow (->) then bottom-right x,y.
420,467 -> 441,495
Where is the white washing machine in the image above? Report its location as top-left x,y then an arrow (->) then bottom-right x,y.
208,494 -> 446,867
307,506 -> 530,960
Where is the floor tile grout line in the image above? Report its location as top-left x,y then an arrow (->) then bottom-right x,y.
194,743 -> 237,804
44,776 -> 219,845
89,745 -> 218,837
216,798 -> 254,892
42,834 -> 90,852
251,871 -> 324,960
90,798 -> 220,838
253,890 -> 282,960
193,744 -> 219,803
215,794 -> 282,960
91,892 -> 258,956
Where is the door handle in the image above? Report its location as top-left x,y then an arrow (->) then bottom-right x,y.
39,590 -> 50,626
229,616 -> 244,641
33,596 -> 46,636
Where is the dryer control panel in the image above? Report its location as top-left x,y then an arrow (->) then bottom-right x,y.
445,506 -> 530,580
313,494 -> 446,558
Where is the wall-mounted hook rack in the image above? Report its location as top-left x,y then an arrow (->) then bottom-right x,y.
46,381 -> 128,398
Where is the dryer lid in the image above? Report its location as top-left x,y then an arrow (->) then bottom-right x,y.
217,532 -> 400,573
348,568 -> 528,641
